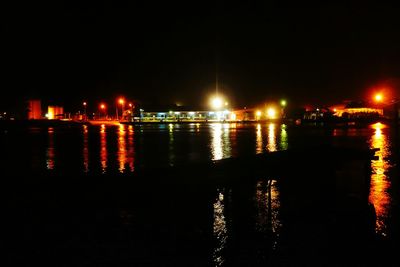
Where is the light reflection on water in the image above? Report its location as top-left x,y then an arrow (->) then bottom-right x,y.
100,124 -> 107,174
169,124 -> 175,166
213,191 -> 227,267
369,122 -> 392,236
256,124 -> 263,154
211,123 -> 231,160
255,180 -> 282,248
118,125 -> 127,173
127,125 -> 135,172
83,125 -> 89,173
267,123 -> 277,152
280,124 -> 288,150
46,127 -> 55,170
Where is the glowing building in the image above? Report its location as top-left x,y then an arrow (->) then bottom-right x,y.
27,100 -> 42,120
47,106 -> 64,120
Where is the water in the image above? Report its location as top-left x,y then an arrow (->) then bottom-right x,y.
1,121 -> 399,265
0,122 -> 291,175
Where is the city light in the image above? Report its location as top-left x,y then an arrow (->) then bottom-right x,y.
211,96 -> 224,110
280,100 -> 287,107
374,93 -> 383,102
119,98 -> 125,105
267,108 -> 276,119
100,104 -> 106,110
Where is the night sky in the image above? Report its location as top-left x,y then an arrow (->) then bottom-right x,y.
2,2 -> 400,112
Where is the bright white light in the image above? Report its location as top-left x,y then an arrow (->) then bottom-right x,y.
267,108 -> 276,119
211,97 -> 223,110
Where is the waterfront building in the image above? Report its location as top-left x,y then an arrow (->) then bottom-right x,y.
47,106 -> 64,120
27,99 -> 42,120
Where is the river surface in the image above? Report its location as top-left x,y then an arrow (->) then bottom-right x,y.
1,122 -> 399,265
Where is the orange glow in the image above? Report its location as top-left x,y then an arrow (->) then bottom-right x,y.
374,93 -> 383,102
83,125 -> 89,172
118,124 -> 127,173
119,98 -> 125,105
127,125 -> 135,172
100,124 -> 107,173
100,104 -> 106,110
129,103 -> 133,107
256,124 -> 263,154
266,123 -> 277,152
46,127 -> 55,170
267,108 -> 276,119
369,122 -> 391,236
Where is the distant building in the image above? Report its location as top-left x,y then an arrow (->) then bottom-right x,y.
334,107 -> 383,118
27,100 -> 42,120
47,106 -> 64,120
231,108 -> 256,121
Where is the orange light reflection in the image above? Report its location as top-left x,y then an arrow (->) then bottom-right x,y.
46,127 -> 55,170
83,125 -> 89,172
117,124 -> 127,173
256,123 -> 263,154
100,124 -> 107,173
369,122 -> 391,236
127,125 -> 135,172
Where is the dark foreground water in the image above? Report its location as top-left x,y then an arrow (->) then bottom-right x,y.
1,122 -> 400,265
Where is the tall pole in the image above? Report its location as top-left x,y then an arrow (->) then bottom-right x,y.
83,102 -> 87,121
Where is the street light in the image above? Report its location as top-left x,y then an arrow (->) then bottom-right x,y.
118,98 -> 125,121
100,103 -> 106,120
374,93 -> 383,103
83,102 -> 87,121
211,97 -> 223,110
280,99 -> 287,119
255,110 -> 262,121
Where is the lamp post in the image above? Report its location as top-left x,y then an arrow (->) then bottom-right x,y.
100,104 -> 106,120
210,96 -> 225,121
280,99 -> 287,119
129,103 -> 134,122
118,98 -> 125,121
83,102 -> 87,121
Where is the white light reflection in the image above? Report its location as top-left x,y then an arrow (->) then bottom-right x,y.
169,124 -> 175,166
213,191 -> 227,267
256,123 -> 263,154
266,123 -> 277,152
255,180 -> 282,249
211,124 -> 223,160
211,123 -> 231,160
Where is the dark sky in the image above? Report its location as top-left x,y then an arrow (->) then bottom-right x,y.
2,1 -> 400,112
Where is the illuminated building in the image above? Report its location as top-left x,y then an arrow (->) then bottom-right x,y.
27,100 -> 42,119
47,106 -> 64,120
334,107 -> 383,118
